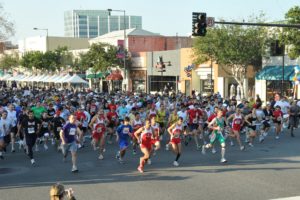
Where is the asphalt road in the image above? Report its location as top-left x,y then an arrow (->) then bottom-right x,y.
0,129 -> 300,200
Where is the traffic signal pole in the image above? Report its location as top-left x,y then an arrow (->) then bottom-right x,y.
214,21 -> 300,29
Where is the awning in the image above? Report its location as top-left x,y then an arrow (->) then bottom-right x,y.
86,72 -> 108,79
106,73 -> 123,81
255,65 -> 295,81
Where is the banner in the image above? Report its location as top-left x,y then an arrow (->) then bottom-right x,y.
117,40 -> 125,59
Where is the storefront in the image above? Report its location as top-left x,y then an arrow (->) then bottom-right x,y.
255,65 -> 295,102
129,70 -> 147,93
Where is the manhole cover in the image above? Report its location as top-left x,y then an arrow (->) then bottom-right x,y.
0,168 -> 17,174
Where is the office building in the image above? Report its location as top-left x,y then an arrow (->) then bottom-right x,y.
64,10 -> 142,38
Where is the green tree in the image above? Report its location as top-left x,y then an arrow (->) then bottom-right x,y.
79,43 -> 122,73
0,53 -> 19,71
193,16 -> 269,98
20,51 -> 45,72
0,3 -> 14,40
281,6 -> 300,59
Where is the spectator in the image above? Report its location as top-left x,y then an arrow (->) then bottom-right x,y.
50,183 -> 76,200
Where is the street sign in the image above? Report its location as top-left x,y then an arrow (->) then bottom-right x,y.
207,17 -> 215,27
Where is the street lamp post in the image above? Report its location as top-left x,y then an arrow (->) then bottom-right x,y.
107,9 -> 127,91
33,27 -> 48,52
156,56 -> 171,94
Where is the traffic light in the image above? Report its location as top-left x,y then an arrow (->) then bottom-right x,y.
192,12 -> 207,36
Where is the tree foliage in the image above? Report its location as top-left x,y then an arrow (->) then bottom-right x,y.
79,43 -> 124,73
0,3 -> 14,41
193,16 -> 269,98
20,46 -> 73,73
282,6 -> 300,59
0,53 -> 19,70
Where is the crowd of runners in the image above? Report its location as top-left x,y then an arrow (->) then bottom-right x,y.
0,87 -> 299,173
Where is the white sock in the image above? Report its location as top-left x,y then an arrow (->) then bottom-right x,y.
221,147 -> 226,159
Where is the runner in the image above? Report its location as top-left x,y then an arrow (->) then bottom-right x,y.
116,117 -> 133,163
202,108 -> 227,163
262,104 -> 273,138
244,108 -> 259,147
106,107 -> 119,144
6,104 -> 17,153
167,117 -> 187,166
134,118 -> 153,173
0,111 -> 13,159
39,112 -> 51,150
187,105 -> 201,150
19,110 -> 41,165
60,114 -> 82,172
89,109 -> 106,159
226,108 -> 245,150
272,105 -> 283,139
131,112 -> 143,155
51,111 -> 65,150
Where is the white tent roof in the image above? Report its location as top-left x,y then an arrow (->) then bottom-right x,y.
26,75 -> 41,82
65,74 -> 88,84
7,75 -> 22,81
0,74 -> 12,80
40,75 -> 51,82
54,74 -> 71,83
48,75 -> 64,83
38,75 -> 50,82
19,75 -> 35,82
43,75 -> 57,82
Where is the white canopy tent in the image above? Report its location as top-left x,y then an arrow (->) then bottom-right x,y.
54,74 -> 71,83
43,75 -> 58,83
0,74 -> 12,81
48,75 -> 65,83
65,74 -> 88,84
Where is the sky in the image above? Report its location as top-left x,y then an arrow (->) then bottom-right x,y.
1,0 -> 299,43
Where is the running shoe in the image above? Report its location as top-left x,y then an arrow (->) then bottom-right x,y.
173,161 -> 179,166
262,131 -> 268,137
220,158 -> 227,163
115,151 -> 120,159
259,135 -> 264,143
31,159 -> 36,165
197,145 -> 202,151
230,141 -> 234,146
44,144 -> 48,150
119,158 -> 124,164
165,144 -> 170,151
147,159 -> 151,165
98,154 -> 104,160
212,148 -> 217,154
275,136 -> 280,140
201,145 -> 206,155
137,166 -> 144,173
248,143 -> 254,147
71,166 -> 78,173
240,146 -> 245,151
133,149 -> 137,155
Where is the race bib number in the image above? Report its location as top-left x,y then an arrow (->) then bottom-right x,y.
123,128 -> 129,134
193,118 -> 198,124
69,128 -> 76,135
277,117 -> 282,121
43,122 -> 48,128
97,127 -> 102,133
28,127 -> 35,134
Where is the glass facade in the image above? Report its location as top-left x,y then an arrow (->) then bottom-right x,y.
64,10 -> 142,38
